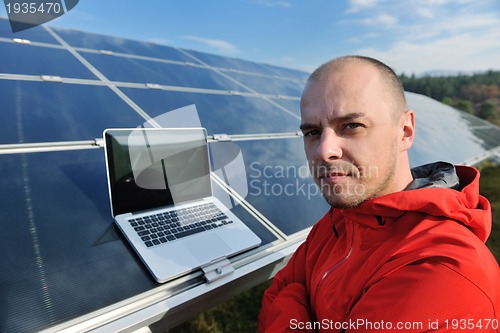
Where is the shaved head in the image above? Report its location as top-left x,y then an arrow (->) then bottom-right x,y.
308,55 -> 407,121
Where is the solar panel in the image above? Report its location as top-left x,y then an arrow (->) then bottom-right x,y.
180,49 -> 279,75
0,80 -> 145,143
0,16 -> 498,332
52,27 -> 194,62
214,70 -> 306,96
120,89 -> 300,134
80,52 -> 251,91
0,18 -> 56,43
211,138 -> 329,236
0,42 -> 96,78
406,92 -> 500,166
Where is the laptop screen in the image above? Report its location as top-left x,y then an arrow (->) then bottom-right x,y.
104,128 -> 212,217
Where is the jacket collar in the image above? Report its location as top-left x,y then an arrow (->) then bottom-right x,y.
333,162 -> 491,241
405,161 -> 459,190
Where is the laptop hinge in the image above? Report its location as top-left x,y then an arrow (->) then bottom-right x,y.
201,257 -> 234,283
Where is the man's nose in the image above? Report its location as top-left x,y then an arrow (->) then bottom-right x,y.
316,129 -> 342,162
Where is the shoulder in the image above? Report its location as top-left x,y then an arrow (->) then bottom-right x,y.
377,214 -> 500,310
350,260 -> 499,327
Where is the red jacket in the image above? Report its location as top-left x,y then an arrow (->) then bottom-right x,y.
259,164 -> 500,332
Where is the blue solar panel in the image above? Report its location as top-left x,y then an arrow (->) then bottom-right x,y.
0,80 -> 145,144
120,88 -> 300,134
0,148 -> 277,332
213,139 -> 330,235
262,64 -> 310,82
273,98 -> 301,116
406,92 -> 500,166
0,18 -> 57,43
81,52 -> 251,91
0,42 -> 97,79
219,70 -> 305,96
52,27 -> 193,62
180,49 -> 278,74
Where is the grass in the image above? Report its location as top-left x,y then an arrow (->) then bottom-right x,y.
479,162 -> 500,263
167,280 -> 271,333
167,163 -> 500,332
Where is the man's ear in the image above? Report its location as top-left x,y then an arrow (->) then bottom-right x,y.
400,109 -> 415,152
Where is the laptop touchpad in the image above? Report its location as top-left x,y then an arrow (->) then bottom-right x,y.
185,234 -> 231,263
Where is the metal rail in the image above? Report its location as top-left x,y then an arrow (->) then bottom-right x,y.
0,132 -> 303,154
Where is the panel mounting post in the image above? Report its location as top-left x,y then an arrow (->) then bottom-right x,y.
201,257 -> 234,283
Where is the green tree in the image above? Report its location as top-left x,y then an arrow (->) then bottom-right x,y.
478,100 -> 498,122
442,96 -> 455,107
455,100 -> 474,114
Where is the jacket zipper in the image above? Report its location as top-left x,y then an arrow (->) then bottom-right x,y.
313,220 -> 356,312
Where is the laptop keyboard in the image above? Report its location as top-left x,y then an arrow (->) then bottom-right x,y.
128,202 -> 233,248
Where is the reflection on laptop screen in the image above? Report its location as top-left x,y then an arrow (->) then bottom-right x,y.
105,129 -> 212,217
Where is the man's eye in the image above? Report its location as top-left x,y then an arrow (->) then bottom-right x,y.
304,129 -> 320,137
343,123 -> 363,131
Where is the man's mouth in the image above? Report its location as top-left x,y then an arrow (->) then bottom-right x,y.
320,171 -> 352,183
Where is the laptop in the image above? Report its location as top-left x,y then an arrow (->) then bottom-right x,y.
103,127 -> 261,283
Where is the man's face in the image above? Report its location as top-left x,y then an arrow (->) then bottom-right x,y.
300,64 -> 407,208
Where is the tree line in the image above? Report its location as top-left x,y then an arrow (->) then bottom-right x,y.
399,70 -> 500,125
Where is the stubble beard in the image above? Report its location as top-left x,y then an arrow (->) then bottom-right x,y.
316,156 -> 398,210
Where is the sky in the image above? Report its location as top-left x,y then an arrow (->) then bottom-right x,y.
1,0 -> 500,75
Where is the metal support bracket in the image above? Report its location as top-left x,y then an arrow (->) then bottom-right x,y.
201,257 -> 234,283
41,75 -> 63,82
213,134 -> 232,142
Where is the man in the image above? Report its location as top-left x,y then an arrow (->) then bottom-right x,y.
258,55 -> 500,332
